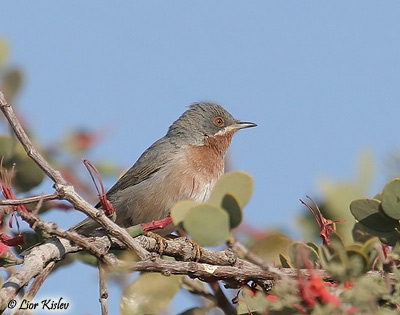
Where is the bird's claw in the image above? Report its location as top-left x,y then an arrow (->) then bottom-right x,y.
187,238 -> 201,262
145,231 -> 167,255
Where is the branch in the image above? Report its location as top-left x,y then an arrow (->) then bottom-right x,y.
127,258 -> 393,284
0,94 -> 65,184
0,227 -> 394,313
209,281 -> 236,314
0,192 -> 59,206
99,262 -> 109,315
16,209 -> 115,264
0,92 -> 149,260
20,262 -> 55,307
182,277 -> 216,302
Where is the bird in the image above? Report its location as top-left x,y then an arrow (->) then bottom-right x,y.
73,102 -> 256,235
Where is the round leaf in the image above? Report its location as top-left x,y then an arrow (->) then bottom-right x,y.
12,155 -> 45,192
0,136 -> 14,159
248,234 -> 293,266
353,222 -> 400,246
382,178 -> 400,220
350,198 -> 398,232
306,242 -> 320,254
374,192 -> 382,201
170,200 -> 200,225
221,193 -> 242,229
208,170 -> 253,208
0,38 -> 8,65
288,242 -> 319,269
3,68 -> 23,101
120,273 -> 182,315
183,204 -> 230,246
179,308 -> 208,315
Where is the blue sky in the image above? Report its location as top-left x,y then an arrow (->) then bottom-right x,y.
1,2 -> 400,314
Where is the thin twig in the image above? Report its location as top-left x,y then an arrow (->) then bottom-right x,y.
230,238 -> 270,268
17,209 -> 114,264
0,192 -> 59,206
209,281 -> 236,315
99,262 -> 109,315
14,261 -> 56,315
182,277 -> 215,302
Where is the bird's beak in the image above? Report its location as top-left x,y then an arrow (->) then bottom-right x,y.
233,121 -> 257,130
218,121 -> 257,135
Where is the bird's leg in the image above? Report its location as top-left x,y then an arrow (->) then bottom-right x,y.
141,215 -> 173,255
140,214 -> 172,232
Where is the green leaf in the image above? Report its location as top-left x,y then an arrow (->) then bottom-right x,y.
346,249 -> 369,276
360,236 -> 380,253
306,242 -> 320,254
178,308 -> 208,315
2,68 -> 23,101
288,242 -> 319,269
170,200 -> 200,226
350,198 -> 398,232
360,237 -> 381,268
221,193 -> 242,229
1,142 -> 45,192
353,222 -> 400,246
318,245 -> 332,269
381,178 -> 400,220
0,38 -> 8,65
0,135 -> 14,159
183,204 -> 230,246
12,154 -> 45,192
237,288 -> 270,314
120,273 -> 182,315
279,254 -> 292,268
374,192 -> 382,201
208,170 -> 253,208
329,231 -> 347,260
248,234 -> 293,266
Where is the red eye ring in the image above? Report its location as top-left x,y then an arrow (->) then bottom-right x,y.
213,116 -> 225,127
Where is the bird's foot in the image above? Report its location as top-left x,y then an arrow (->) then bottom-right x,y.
186,238 -> 201,262
145,231 -> 167,255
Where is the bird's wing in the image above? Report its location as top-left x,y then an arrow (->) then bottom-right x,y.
96,137 -> 175,206
72,137 -> 177,233
104,164 -> 162,198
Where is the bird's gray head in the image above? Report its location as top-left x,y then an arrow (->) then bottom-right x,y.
167,102 -> 256,146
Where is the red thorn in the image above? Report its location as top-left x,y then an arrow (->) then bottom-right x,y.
300,195 -> 344,246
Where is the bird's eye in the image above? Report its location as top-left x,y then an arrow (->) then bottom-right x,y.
213,116 -> 225,127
